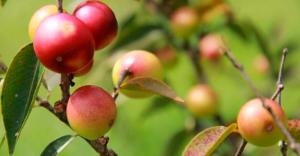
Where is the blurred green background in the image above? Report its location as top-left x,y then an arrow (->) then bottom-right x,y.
1,0 -> 300,155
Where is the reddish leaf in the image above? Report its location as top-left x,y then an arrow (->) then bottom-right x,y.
182,123 -> 237,156
121,77 -> 184,104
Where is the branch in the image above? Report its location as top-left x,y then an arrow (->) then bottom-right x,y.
234,139 -> 247,156
0,61 -> 7,74
223,48 -> 300,155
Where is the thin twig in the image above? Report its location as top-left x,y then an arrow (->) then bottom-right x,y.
234,139 -> 247,156
0,61 -> 7,74
274,48 -> 288,156
224,48 -> 300,155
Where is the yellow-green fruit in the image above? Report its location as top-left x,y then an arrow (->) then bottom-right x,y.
170,7 -> 199,38
186,84 -> 218,117
67,85 -> 117,140
237,98 -> 287,146
112,50 -> 163,98
28,5 -> 58,40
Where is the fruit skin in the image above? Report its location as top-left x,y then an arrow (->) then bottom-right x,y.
112,50 -> 163,98
237,98 -> 287,146
33,13 -> 94,73
28,5 -> 58,40
185,84 -> 218,117
73,0 -> 118,50
170,7 -> 199,38
154,46 -> 178,68
253,55 -> 270,74
66,85 -> 117,140
198,34 -> 224,61
73,60 -> 93,77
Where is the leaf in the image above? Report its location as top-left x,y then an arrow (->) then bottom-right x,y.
288,119 -> 300,142
182,123 -> 237,156
42,70 -> 61,91
41,135 -> 76,156
120,77 -> 184,104
1,43 -> 44,154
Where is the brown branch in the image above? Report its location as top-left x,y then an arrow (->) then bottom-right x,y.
224,48 -> 300,155
234,139 -> 247,156
88,137 -> 118,156
271,84 -> 284,100
0,61 -> 7,74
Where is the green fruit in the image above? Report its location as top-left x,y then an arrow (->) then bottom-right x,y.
186,84 -> 218,117
112,50 -> 163,98
237,98 -> 287,146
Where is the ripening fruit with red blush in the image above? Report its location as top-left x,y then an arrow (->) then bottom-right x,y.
67,85 -> 117,140
73,60 -> 93,77
185,84 -> 218,117
73,0 -> 118,50
33,13 -> 94,73
28,4 -> 59,40
112,50 -> 163,98
198,34 -> 224,61
237,98 -> 287,146
170,7 -> 199,38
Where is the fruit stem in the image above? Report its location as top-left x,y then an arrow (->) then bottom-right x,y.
234,139 -> 247,156
57,0 -> 63,13
112,70 -> 130,100
223,47 -> 300,156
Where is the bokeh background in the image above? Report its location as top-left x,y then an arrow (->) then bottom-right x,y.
1,0 -> 300,155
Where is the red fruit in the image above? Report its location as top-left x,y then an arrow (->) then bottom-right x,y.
67,85 -> 117,140
237,98 -> 287,146
198,34 -> 224,61
73,60 -> 93,77
186,84 -> 218,117
33,13 -> 94,73
73,0 -> 118,50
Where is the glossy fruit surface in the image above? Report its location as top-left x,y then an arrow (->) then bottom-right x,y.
198,34 -> 224,61
73,0 -> 118,50
186,84 -> 218,117
28,4 -> 58,40
112,50 -> 163,98
237,98 -> 287,146
33,13 -> 94,73
67,85 -> 117,140
73,60 -> 93,76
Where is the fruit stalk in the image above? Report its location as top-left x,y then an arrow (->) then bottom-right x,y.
57,0 -> 63,13
224,47 -> 300,155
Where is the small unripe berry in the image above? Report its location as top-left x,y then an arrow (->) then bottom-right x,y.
198,34 -> 224,61
186,84 -> 218,117
33,13 -> 94,73
253,55 -> 270,74
112,50 -> 163,98
67,85 -> 117,140
237,98 -> 287,146
73,0 -> 118,50
170,7 -> 199,38
28,4 -> 58,40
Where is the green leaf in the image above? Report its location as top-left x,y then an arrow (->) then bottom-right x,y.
1,43 -> 44,155
41,135 -> 76,156
121,77 -> 184,104
182,123 -> 237,156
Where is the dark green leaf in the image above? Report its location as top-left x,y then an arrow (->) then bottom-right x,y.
41,135 -> 76,156
121,77 -> 184,104
182,124 -> 237,156
1,43 -> 44,154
